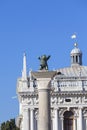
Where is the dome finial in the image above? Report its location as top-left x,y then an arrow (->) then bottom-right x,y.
74,43 -> 78,48
22,52 -> 27,80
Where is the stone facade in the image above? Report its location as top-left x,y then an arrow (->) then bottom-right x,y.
16,45 -> 87,130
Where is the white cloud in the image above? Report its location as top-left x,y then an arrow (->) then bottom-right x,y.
12,96 -> 17,99
71,34 -> 77,39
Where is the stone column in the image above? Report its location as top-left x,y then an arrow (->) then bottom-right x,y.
32,71 -> 56,130
52,118 -> 55,130
19,102 -> 22,114
22,108 -> 30,130
34,116 -> 37,130
79,108 -> 83,130
54,108 -> 59,130
61,117 -> 64,130
86,118 -> 87,130
30,109 -> 34,130
38,78 -> 51,130
35,110 -> 38,130
74,117 -> 77,130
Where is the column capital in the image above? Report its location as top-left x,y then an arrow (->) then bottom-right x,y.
23,108 -> 28,112
37,78 -> 51,90
31,71 -> 57,79
54,107 -> 59,110
84,116 -> 87,119
74,116 -> 77,120
67,107 -> 70,111
79,107 -> 83,110
30,108 -> 34,110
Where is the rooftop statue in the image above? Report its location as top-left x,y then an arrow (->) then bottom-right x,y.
38,55 -> 50,70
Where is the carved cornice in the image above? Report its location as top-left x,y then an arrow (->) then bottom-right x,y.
51,91 -> 87,96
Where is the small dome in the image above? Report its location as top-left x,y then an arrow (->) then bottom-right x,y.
70,43 -> 82,55
71,47 -> 82,55
70,43 -> 82,66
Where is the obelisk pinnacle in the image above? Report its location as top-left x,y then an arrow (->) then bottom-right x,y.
22,53 -> 27,80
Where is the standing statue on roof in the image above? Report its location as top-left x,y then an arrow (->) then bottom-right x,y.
38,55 -> 50,70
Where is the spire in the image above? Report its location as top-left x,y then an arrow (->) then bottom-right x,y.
74,43 -> 78,48
29,69 -> 33,80
22,53 -> 27,80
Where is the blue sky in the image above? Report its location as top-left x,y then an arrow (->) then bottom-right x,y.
0,0 -> 87,123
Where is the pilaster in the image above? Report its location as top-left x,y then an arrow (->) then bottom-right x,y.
54,108 -> 59,130
61,116 -> 64,130
79,107 -> 83,130
30,108 -> 34,130
86,118 -> 87,130
74,116 -> 77,130
22,108 -> 30,130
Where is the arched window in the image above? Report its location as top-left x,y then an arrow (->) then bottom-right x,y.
76,56 -> 78,63
73,56 -> 74,63
63,111 -> 74,130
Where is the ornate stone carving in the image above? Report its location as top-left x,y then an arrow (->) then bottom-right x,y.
51,97 -> 58,105
75,97 -> 81,103
33,97 -> 39,105
59,108 -> 67,117
27,98 -> 33,105
51,109 -> 55,119
83,108 -> 87,117
58,97 -> 64,104
73,108 -> 79,117
21,96 -> 38,106
82,96 -> 87,103
51,80 -> 59,92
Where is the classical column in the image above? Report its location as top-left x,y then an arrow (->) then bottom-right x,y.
19,102 -> 22,114
54,108 -> 59,130
30,109 -> 34,130
74,117 -> 77,130
79,108 -> 83,130
34,116 -> 37,130
35,110 -> 38,130
38,80 -> 51,130
32,71 -> 56,130
86,118 -> 87,130
22,108 -> 30,130
52,118 -> 55,130
61,117 -> 64,130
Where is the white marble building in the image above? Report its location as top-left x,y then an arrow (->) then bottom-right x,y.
16,43 -> 87,130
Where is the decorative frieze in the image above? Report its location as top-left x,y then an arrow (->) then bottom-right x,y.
59,108 -> 67,117
83,108 -> 87,117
